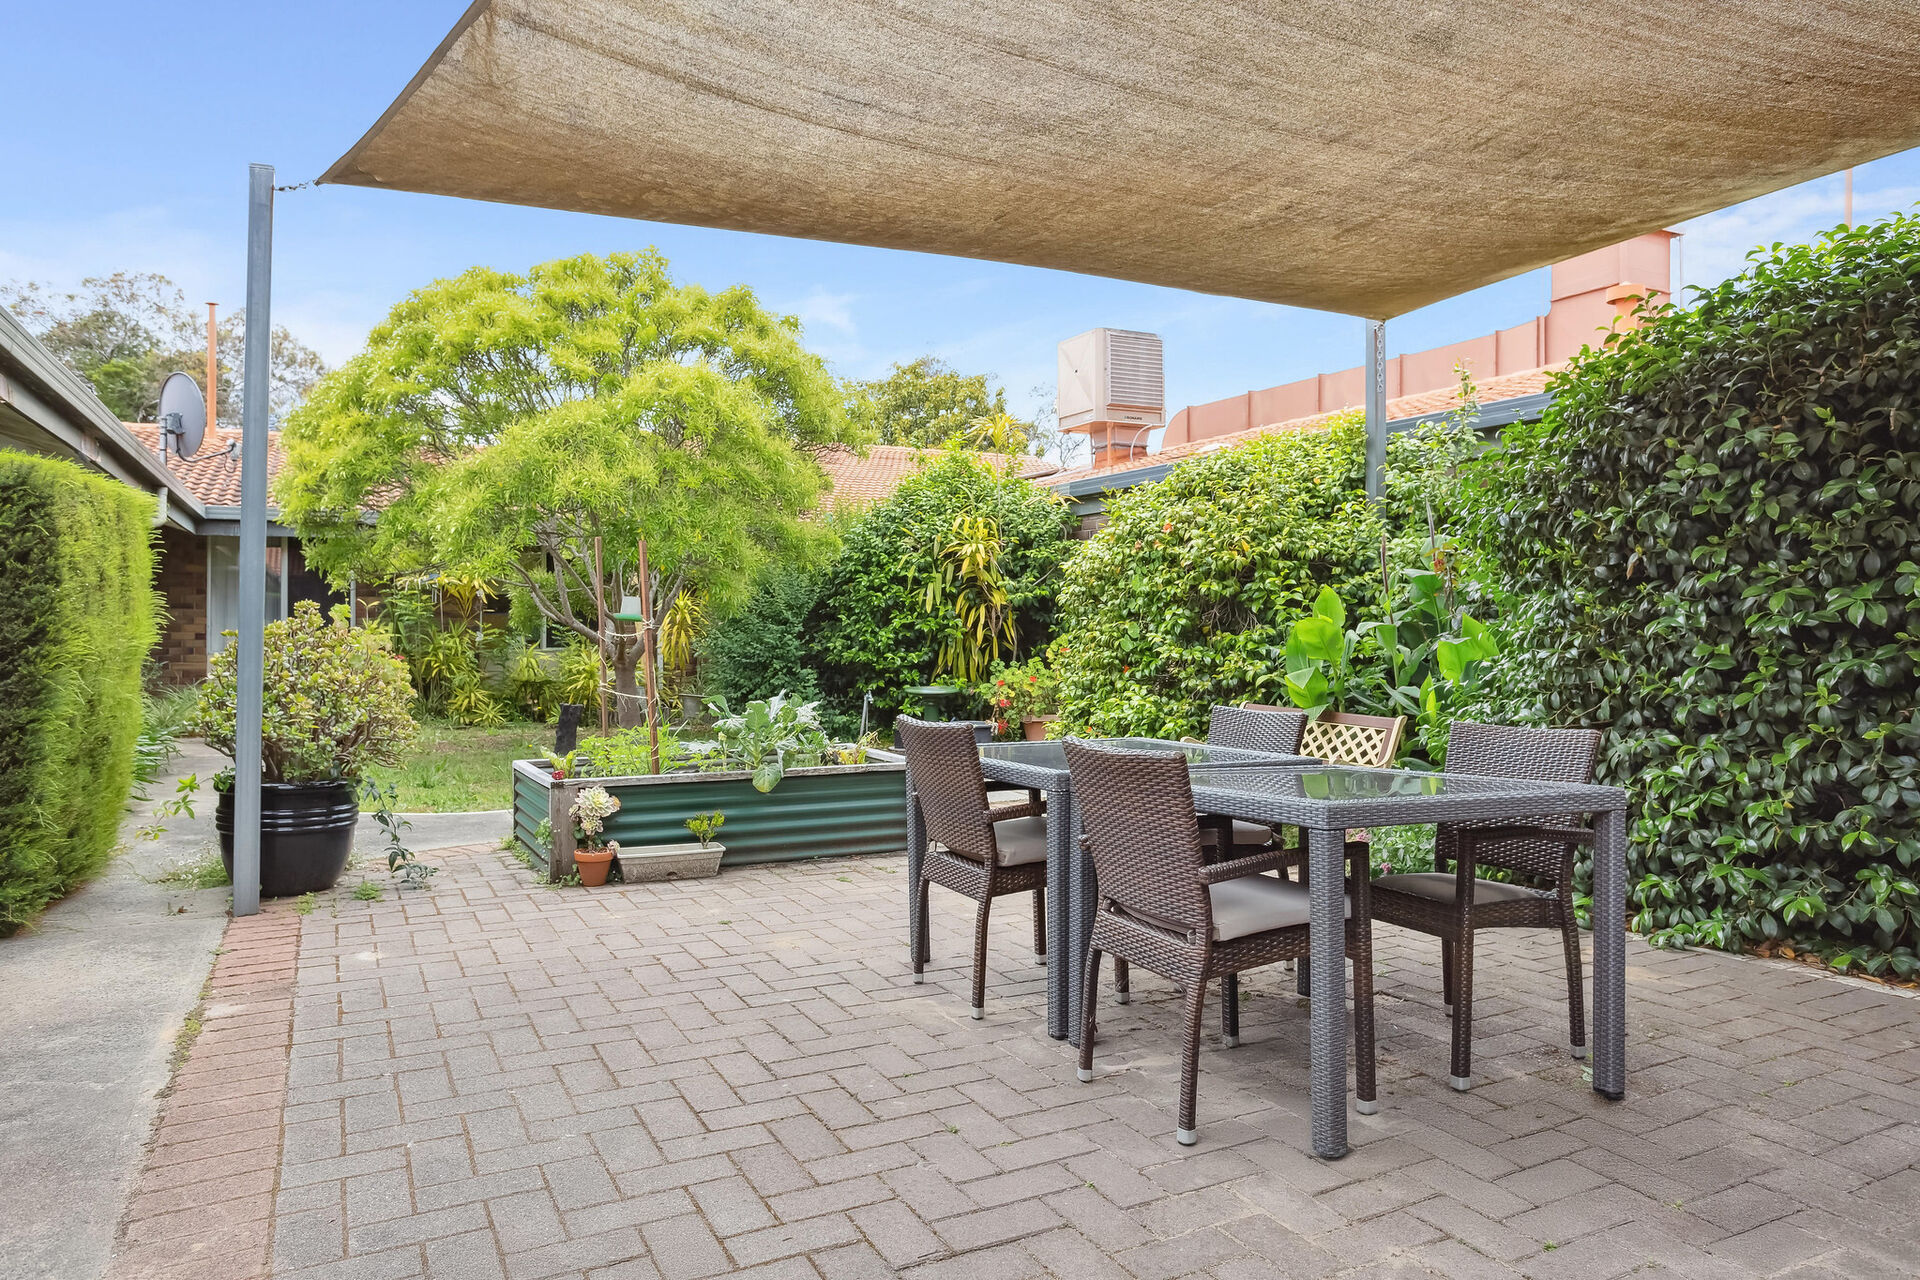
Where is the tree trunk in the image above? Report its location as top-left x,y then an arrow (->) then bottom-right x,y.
610,630 -> 644,728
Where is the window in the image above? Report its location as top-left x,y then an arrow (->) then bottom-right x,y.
207,537 -> 289,654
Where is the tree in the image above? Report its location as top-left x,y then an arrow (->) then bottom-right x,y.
1,271 -> 325,426
278,250 -> 859,726
845,356 -> 1034,452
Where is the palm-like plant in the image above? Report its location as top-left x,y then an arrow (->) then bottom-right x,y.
920,512 -> 1015,684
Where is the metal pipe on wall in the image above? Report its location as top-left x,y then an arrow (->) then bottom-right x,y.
232,163 -> 275,918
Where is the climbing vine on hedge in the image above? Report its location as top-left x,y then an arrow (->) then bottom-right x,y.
1477,215 -> 1920,976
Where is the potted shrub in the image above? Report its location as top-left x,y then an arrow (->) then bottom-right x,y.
981,658 -> 1059,741
195,602 -> 417,896
570,785 -> 621,886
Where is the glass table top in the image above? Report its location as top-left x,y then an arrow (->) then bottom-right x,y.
1186,764 -> 1622,805
977,737 -> 1315,771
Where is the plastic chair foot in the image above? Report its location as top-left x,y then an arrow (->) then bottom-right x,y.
1449,1074 -> 1472,1092
1223,1034 -> 1240,1048
1034,953 -> 1047,966
1176,1127 -> 1199,1146
1355,1099 -> 1379,1115
912,972 -> 924,985
1115,992 -> 1130,1005
1571,1044 -> 1588,1060
1076,1067 -> 1093,1083
969,1005 -> 983,1021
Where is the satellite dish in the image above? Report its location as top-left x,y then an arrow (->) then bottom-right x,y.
157,372 -> 207,461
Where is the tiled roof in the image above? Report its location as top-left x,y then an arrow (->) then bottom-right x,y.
123,421 -> 283,508
1046,363 -> 1562,488
814,444 -> 1058,510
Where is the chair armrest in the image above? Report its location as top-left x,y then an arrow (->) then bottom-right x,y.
989,801 -> 1045,822
1460,823 -> 1593,848
1201,848 -> 1296,883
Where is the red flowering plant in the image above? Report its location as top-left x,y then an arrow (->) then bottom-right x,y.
972,656 -> 1059,736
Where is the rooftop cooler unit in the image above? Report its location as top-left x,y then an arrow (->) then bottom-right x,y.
1057,328 -> 1165,433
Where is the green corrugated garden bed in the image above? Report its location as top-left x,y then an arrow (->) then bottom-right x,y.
511,759 -> 907,880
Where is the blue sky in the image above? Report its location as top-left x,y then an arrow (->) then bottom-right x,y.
7,1 -> 1918,461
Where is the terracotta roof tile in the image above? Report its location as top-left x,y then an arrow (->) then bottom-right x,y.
123,421 -> 282,508
814,444 -> 1058,511
1047,363 -> 1562,488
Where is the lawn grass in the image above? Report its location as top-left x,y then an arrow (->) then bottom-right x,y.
367,721 -> 556,812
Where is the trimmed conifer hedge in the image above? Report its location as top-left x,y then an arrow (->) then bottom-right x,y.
1479,214 -> 1920,976
0,451 -> 157,932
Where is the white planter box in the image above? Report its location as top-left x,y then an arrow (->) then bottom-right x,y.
618,841 -> 724,883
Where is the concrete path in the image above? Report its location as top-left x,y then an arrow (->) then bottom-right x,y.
0,741 -> 231,1280
0,740 -> 509,1280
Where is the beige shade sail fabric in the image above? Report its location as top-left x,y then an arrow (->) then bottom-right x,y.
323,0 -> 1920,319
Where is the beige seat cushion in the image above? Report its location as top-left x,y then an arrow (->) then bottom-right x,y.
1373,872 -> 1549,905
1208,875 -> 1348,941
989,815 -> 1048,866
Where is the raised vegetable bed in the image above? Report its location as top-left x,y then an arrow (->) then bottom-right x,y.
510,758 -> 908,881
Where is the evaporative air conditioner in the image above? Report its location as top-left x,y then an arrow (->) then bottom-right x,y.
1056,329 -> 1165,433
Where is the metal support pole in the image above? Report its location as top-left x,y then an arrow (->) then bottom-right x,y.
1363,319 -> 1387,501
232,163 -> 275,918
635,537 -> 661,774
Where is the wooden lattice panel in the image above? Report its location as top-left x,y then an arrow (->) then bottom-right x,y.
1300,717 -> 1400,767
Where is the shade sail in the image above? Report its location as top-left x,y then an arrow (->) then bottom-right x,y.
324,0 -> 1920,318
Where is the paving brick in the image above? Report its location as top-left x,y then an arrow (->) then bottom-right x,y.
103,847 -> 1920,1280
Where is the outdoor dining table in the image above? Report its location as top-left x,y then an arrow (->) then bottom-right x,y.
887,740 -> 1630,1160
1184,764 -> 1630,1159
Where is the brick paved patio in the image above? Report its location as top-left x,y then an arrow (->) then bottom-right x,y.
114,843 -> 1920,1279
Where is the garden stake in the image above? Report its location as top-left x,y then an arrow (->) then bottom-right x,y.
593,536 -> 609,737
636,536 -> 662,773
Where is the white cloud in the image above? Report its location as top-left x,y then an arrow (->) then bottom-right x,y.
1676,176 -> 1920,294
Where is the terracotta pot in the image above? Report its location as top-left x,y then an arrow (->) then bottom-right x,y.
573,847 -> 615,887
1021,715 -> 1059,742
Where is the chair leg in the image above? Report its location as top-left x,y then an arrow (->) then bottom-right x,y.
969,895 -> 992,1020
1449,930 -> 1474,1090
1560,904 -> 1588,1060
1222,972 -> 1241,1047
913,875 -> 931,983
1113,956 -> 1131,1004
1032,887 -> 1047,964
1440,938 -> 1454,1007
1077,948 -> 1103,1080
1176,981 -> 1208,1145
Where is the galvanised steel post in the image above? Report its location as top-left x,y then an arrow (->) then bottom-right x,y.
1364,319 -> 1387,500
232,163 -> 275,917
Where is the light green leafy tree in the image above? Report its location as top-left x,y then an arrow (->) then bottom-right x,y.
277,250 -> 858,725
845,356 -> 1034,452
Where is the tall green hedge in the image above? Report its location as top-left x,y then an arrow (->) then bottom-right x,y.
0,451 -> 157,932
1053,414 -> 1387,738
1478,214 -> 1920,976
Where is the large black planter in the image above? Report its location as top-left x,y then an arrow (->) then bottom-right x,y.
216,780 -> 360,897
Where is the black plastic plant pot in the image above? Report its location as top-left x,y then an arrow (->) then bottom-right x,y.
216,780 -> 360,897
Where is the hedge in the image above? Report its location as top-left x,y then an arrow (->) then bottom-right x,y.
1052,414 -> 1387,738
0,451 -> 157,932
1477,214 -> 1920,976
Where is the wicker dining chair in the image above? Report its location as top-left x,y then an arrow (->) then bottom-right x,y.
1062,739 -> 1376,1145
1369,721 -> 1604,1090
1196,703 -> 1309,858
896,715 -> 1048,1020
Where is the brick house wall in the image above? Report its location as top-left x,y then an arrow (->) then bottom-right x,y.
154,526 -> 208,684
